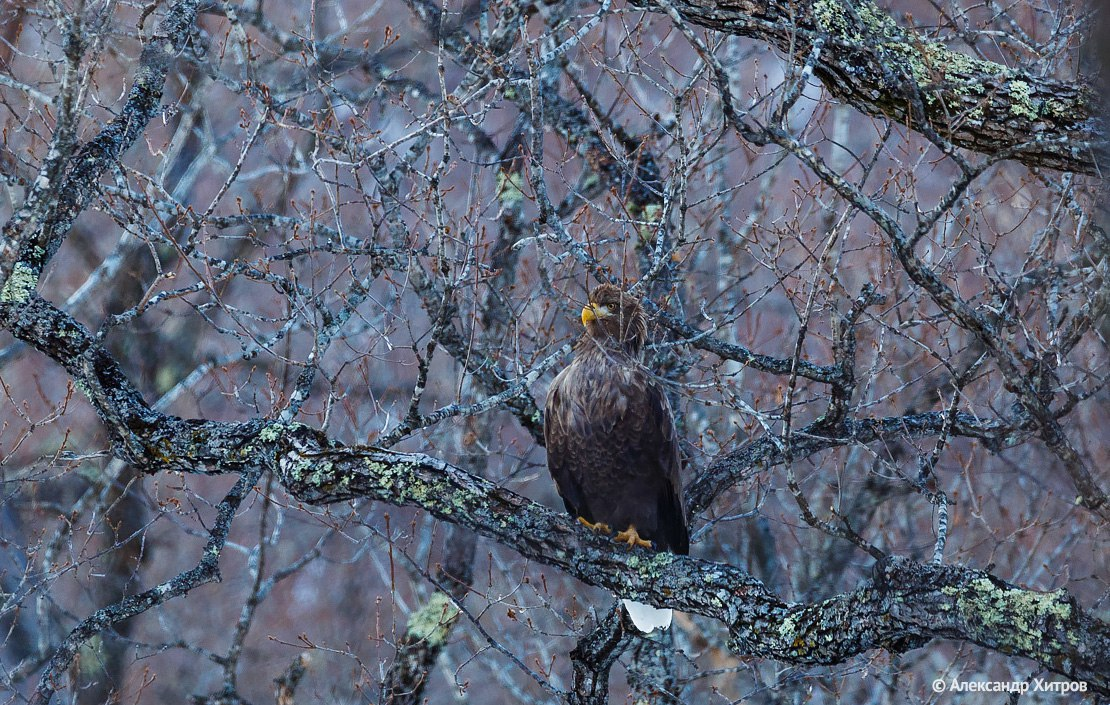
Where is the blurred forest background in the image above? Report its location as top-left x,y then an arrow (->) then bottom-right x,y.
0,0 -> 1107,703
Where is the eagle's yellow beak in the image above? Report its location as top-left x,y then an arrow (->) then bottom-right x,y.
581,304 -> 599,326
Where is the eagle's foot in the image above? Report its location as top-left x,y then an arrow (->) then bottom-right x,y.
578,517 -> 612,534
614,525 -> 652,549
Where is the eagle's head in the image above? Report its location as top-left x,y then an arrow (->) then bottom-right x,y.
580,284 -> 647,353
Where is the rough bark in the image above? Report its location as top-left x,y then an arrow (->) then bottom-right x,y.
4,292 -> 1106,700
634,0 -> 1104,174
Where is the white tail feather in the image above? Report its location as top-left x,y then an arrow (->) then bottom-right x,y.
622,599 -> 672,633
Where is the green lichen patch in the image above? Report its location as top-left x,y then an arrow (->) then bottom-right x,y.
951,577 -> 1074,653
496,170 -> 526,208
256,422 -> 355,492
1045,98 -> 1078,121
814,0 -> 899,45
405,591 -> 460,645
624,547 -> 676,577
258,425 -> 283,443
641,550 -> 676,574
1008,80 -> 1038,120
366,457 -> 418,494
776,612 -> 816,657
364,457 -> 469,517
904,40 -> 1006,83
258,421 -> 313,443
893,41 -> 1003,87
637,203 -> 664,244
303,459 -> 336,487
813,0 -> 859,41
0,262 -> 39,303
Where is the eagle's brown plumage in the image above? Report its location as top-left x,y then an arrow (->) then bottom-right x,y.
544,283 -> 689,565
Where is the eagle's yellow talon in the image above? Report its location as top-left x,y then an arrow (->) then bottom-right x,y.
578,517 -> 612,534
614,525 -> 652,549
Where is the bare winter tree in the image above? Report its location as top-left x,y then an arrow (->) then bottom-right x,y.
1,0 -> 1107,703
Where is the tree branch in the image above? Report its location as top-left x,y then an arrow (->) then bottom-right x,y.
268,431 -> 1109,694
3,294 -> 1105,698
1,0 -> 199,297
568,604 -> 632,705
634,0 -> 1103,174
29,467 -> 262,705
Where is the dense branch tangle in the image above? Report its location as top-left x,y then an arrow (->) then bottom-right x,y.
1,293 -> 1106,698
0,0 -> 1106,703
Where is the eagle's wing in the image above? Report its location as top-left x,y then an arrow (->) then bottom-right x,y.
623,375 -> 688,554
544,365 -> 592,520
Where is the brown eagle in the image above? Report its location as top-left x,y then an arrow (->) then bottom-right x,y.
544,284 -> 688,632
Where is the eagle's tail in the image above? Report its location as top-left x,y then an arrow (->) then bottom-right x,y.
622,599 -> 672,633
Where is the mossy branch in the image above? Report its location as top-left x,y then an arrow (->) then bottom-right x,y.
266,430 -> 1108,692
2,295 -> 1106,695
636,0 -> 1103,174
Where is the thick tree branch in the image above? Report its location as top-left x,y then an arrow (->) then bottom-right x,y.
3,296 -> 1105,697
635,0 -> 1103,174
270,431 -> 1109,694
568,604 -> 633,705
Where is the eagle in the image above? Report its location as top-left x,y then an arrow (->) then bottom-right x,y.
544,284 -> 688,632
